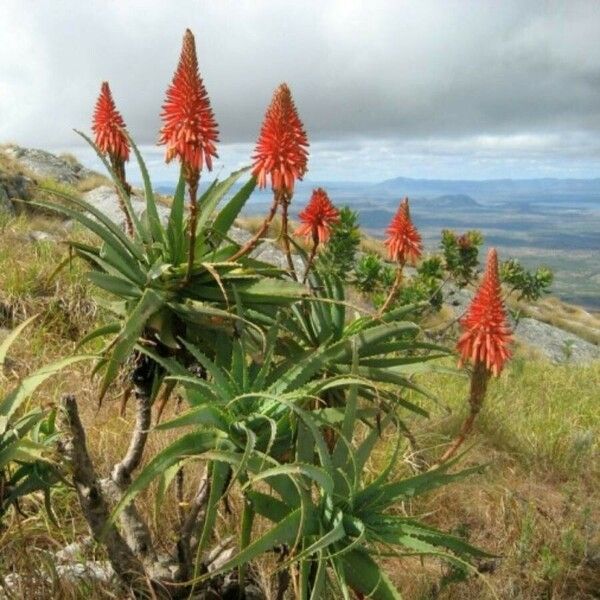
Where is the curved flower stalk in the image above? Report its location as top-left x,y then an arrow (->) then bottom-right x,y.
159,28 -> 219,280
439,248 -> 513,463
380,197 -> 422,313
295,188 -> 340,282
232,83 -> 309,273
92,82 -> 134,235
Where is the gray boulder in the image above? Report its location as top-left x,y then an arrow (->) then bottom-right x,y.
515,317 -> 600,364
0,171 -> 34,209
83,185 -> 170,228
1,145 -> 94,184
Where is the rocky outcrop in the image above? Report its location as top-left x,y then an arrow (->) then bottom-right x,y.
1,145 -> 94,184
83,185 -> 170,227
514,318 -> 600,363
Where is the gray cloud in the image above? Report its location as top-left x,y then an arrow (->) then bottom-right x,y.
1,0 -> 600,179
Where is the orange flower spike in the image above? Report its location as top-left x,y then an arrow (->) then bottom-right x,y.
384,197 -> 423,265
92,82 -> 130,162
159,29 -> 219,175
295,188 -> 340,244
457,248 -> 513,376
252,83 -> 309,193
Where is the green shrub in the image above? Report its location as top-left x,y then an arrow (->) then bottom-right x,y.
316,206 -> 361,280
441,229 -> 483,287
500,258 -> 554,301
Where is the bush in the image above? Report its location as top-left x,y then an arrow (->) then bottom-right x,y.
441,229 -> 483,287
354,252 -> 387,293
500,258 -> 554,301
316,205 -> 361,280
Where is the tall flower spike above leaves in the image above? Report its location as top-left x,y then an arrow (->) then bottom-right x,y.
385,197 -> 423,265
252,83 -> 309,194
457,248 -> 513,376
92,82 -> 130,163
159,29 -> 219,176
295,188 -> 340,244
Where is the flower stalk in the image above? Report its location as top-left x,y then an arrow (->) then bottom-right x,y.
295,188 -> 339,282
439,248 -> 513,463
379,198 -> 422,314
159,29 -> 218,279
92,81 -> 134,235
437,361 -> 489,463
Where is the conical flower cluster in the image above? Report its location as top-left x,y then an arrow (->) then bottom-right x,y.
159,29 -> 219,174
385,198 -> 422,264
457,248 -> 513,376
252,83 -> 309,193
295,188 -> 340,243
92,82 -> 130,162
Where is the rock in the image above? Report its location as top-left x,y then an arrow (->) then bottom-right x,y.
445,285 -> 474,317
1,145 -> 94,184
28,230 -> 57,243
514,317 -> 600,364
251,241 -> 306,278
82,185 -> 170,227
229,226 -> 253,245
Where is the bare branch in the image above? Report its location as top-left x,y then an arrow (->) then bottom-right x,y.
175,469 -> 210,580
112,388 -> 152,486
58,394 -> 151,596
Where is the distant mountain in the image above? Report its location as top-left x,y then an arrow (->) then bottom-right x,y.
376,176 -> 600,201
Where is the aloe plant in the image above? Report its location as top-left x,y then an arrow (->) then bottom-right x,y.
34,133 -> 305,403
38,27 -> 492,600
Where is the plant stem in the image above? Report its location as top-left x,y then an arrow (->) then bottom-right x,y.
437,361 -> 489,464
302,238 -> 319,284
110,155 -> 134,236
229,190 -> 280,262
238,493 -> 254,598
379,262 -> 404,314
280,193 -> 298,280
58,395 -> 152,597
185,173 -> 200,283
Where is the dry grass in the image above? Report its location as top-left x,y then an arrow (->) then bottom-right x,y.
359,234 -> 387,258
75,173 -> 110,193
377,357 -> 600,599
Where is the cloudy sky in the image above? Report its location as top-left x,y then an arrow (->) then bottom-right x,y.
1,0 -> 600,182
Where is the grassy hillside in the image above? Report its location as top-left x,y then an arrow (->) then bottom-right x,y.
0,207 -> 597,598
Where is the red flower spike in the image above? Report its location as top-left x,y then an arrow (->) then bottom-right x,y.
457,248 -> 513,376
252,83 -> 309,193
295,188 -> 340,244
385,197 -> 423,264
159,29 -> 219,174
92,82 -> 130,162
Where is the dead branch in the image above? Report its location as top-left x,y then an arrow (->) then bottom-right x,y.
58,394 -> 152,597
